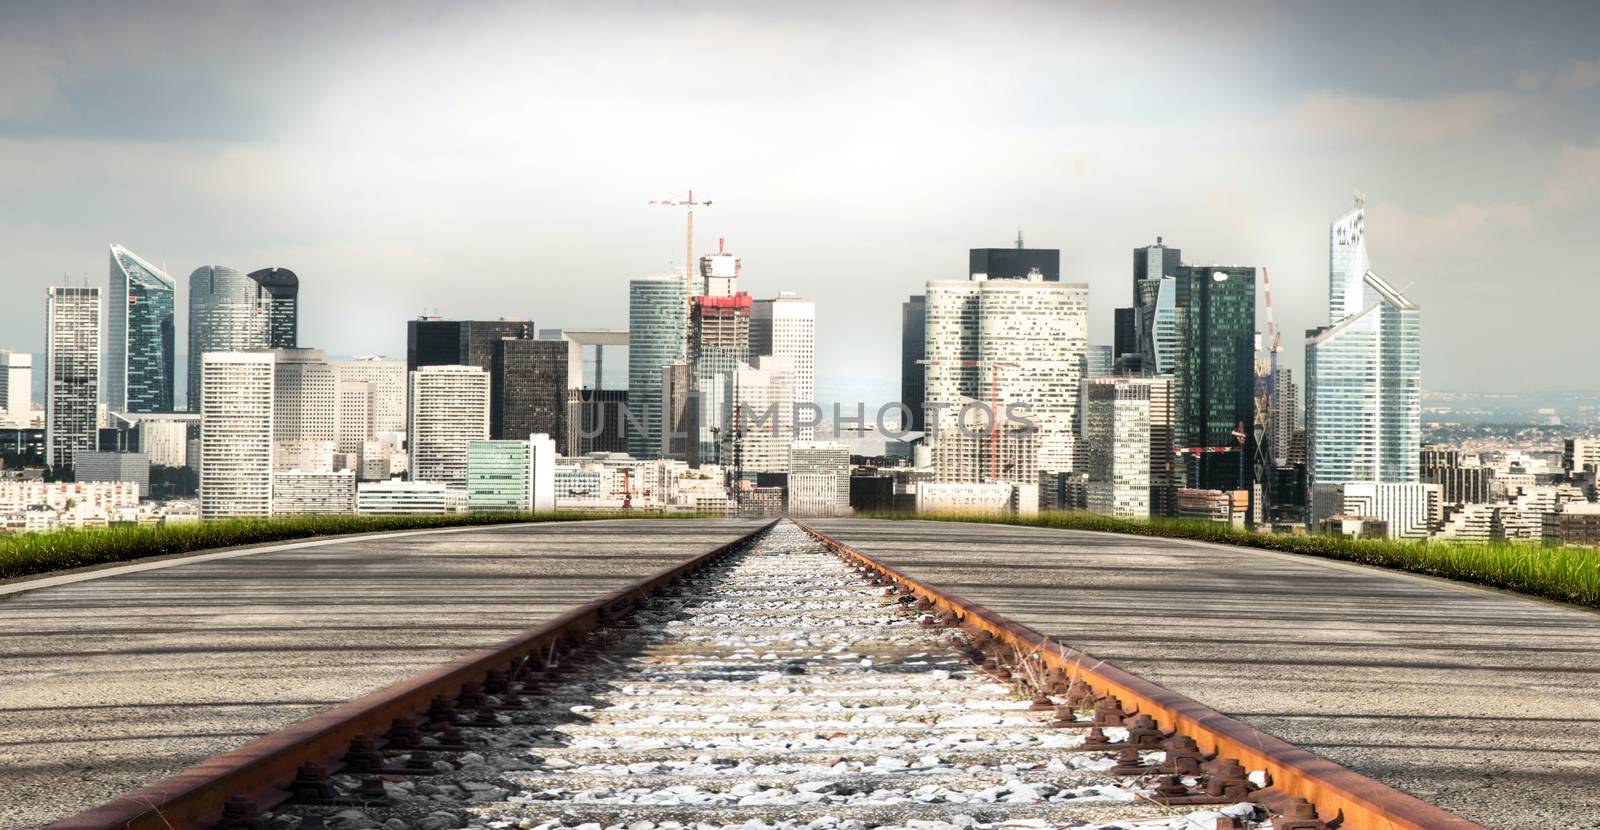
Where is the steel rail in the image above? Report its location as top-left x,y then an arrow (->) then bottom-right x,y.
794,520 -> 1486,830
46,520 -> 778,830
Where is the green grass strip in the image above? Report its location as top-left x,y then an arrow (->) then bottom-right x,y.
857,511 -> 1600,609
0,512 -> 694,581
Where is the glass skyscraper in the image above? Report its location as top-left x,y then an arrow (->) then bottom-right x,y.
1174,264 -> 1256,492
187,266 -> 268,411
627,275 -> 687,459
1306,200 -> 1421,485
107,244 -> 176,413
248,268 -> 300,349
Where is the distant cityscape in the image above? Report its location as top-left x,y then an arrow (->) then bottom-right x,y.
2,197 -> 1597,547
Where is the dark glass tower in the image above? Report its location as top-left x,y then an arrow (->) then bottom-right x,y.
1175,264 -> 1256,492
406,318 -> 535,374
248,268 -> 299,349
491,337 -> 568,446
108,245 -> 176,413
968,247 -> 1060,282
900,295 -> 926,433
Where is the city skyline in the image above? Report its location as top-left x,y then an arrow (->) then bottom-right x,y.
3,3 -> 1599,403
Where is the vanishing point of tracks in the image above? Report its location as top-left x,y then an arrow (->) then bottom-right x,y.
48,521 -> 1481,830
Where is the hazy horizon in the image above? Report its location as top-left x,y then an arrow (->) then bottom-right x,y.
4,1 -> 1599,405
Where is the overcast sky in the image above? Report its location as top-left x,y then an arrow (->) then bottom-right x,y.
3,1 -> 1597,407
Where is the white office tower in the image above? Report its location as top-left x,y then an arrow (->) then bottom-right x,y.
923,275 -> 1088,482
751,294 -> 816,440
1085,378 -> 1152,519
45,287 -> 101,469
0,350 -> 32,418
137,417 -> 191,468
200,351 -> 275,518
788,441 -> 850,517
628,275 -> 688,458
332,358 -> 407,435
1306,198 -> 1421,486
409,365 -> 489,487
272,348 -> 337,472
730,356 -> 796,475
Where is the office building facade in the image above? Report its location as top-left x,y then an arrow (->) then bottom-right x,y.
187,266 -> 269,411
0,350 -> 32,418
466,434 -> 556,512
1175,264 -> 1256,493
788,441 -> 851,517
627,276 -> 687,458
969,244 -> 1060,282
923,275 -> 1089,482
750,293 -> 816,440
900,295 -> 926,433
107,245 -> 177,413
1085,378 -> 1153,519
1306,200 -> 1421,486
46,287 -> 101,469
408,365 -> 489,487
491,338 -> 568,446
406,317 -> 533,374
199,351 -> 275,518
272,348 -> 337,471
248,268 -> 300,349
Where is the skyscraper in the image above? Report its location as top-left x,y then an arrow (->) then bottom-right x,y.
0,350 -> 32,418
690,293 -> 752,465
272,348 -> 336,472
924,274 -> 1088,482
406,317 -> 533,374
1110,237 -> 1184,377
248,268 -> 299,348
491,337 -> 568,447
1174,264 -> 1256,492
900,295 -> 926,433
409,365 -> 489,487
627,275 -> 687,459
1306,199 -> 1421,486
107,245 -> 176,413
1085,378 -> 1153,519
187,266 -> 269,411
750,293 -> 815,440
45,287 -> 101,469
199,351 -> 275,518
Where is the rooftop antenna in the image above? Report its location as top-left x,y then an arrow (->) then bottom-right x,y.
1015,228 -> 1025,249
1354,191 -> 1367,209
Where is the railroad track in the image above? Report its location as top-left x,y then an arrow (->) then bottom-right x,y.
49,520 -> 1480,830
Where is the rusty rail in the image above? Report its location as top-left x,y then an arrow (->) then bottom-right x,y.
794,520 -> 1485,830
47,520 -> 777,830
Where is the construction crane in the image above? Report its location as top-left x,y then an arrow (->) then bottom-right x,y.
649,190 -> 713,347
916,359 -> 1021,482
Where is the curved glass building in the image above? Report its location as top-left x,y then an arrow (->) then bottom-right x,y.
1306,200 -> 1421,486
248,267 -> 299,348
187,266 -> 268,411
107,244 -> 177,413
627,275 -> 687,459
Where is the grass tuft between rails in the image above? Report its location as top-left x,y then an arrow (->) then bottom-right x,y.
856,511 -> 1600,610
0,512 -> 703,581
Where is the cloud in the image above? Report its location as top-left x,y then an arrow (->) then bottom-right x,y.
1556,58 -> 1600,92
1276,91 -> 1516,147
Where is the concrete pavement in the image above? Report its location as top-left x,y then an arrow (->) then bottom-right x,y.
0,519 -> 765,830
805,518 -> 1600,830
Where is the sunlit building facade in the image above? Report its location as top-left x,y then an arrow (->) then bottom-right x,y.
627,275 -> 687,459
1306,200 -> 1421,486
